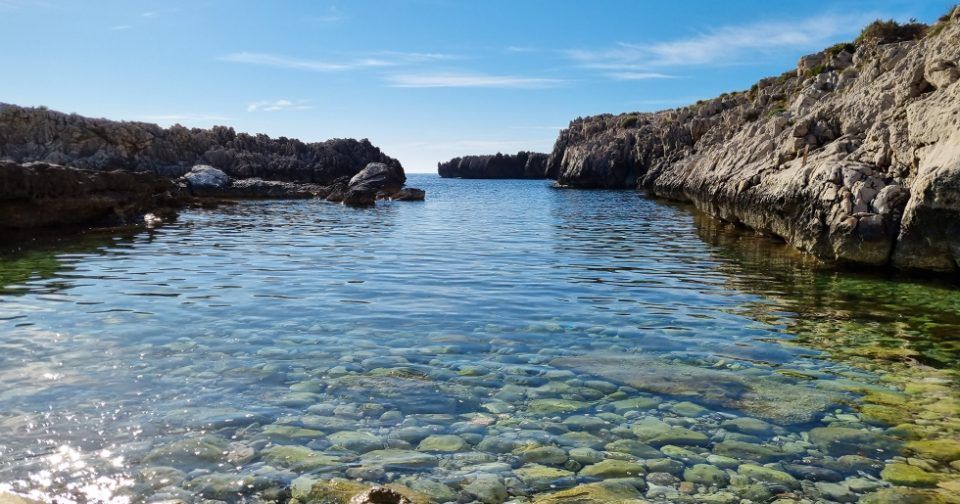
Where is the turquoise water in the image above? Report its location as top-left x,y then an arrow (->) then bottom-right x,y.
0,175 -> 957,503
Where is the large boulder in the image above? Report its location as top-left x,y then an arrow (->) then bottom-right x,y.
327,162 -> 408,206
349,162 -> 406,195
182,165 -> 231,196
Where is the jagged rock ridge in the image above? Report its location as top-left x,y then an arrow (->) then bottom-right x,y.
547,9 -> 960,272
0,103 -> 402,184
438,152 -> 549,179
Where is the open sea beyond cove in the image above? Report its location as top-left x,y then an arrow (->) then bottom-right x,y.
0,175 -> 958,503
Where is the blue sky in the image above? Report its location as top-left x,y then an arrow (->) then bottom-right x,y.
0,1 -> 953,172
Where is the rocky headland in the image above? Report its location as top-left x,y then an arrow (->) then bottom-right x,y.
0,103 -> 423,229
437,151 -> 549,179
540,11 -> 960,272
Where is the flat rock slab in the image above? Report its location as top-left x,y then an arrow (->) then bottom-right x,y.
552,353 -> 845,425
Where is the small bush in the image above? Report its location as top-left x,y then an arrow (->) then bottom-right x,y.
826,42 -> 856,56
806,64 -> 827,78
619,114 -> 640,129
928,5 -> 958,37
764,100 -> 787,119
855,18 -> 927,45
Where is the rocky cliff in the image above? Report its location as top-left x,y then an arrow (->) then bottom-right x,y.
438,151 -> 549,179
0,103 -> 402,184
0,104 -> 424,228
547,9 -> 960,272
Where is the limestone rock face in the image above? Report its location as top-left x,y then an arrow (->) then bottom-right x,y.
0,103 -> 402,184
547,16 -> 960,271
438,151 -> 549,179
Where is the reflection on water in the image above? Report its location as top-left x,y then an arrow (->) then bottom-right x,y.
0,175 -> 957,503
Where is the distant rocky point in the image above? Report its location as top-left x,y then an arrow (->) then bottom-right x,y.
0,104 -> 423,229
437,151 -> 549,179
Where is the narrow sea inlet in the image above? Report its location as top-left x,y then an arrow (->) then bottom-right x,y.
0,175 -> 957,503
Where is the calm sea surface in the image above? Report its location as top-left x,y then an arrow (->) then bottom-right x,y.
0,175 -> 957,503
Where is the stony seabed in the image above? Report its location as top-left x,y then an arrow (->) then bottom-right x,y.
0,177 -> 958,504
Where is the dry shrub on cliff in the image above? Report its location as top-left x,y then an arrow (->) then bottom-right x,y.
855,18 -> 927,45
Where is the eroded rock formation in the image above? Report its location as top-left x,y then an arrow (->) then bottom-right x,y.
0,103 -> 401,184
438,152 -> 549,179
0,105 -> 424,227
547,10 -> 960,272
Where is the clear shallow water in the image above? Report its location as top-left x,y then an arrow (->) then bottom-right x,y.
0,175 -> 957,503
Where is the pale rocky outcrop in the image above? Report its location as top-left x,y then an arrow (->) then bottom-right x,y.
548,10 -> 960,272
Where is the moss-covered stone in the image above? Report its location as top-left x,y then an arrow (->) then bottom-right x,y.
579,459 -> 646,479
528,399 -> 591,415
683,464 -> 730,486
608,396 -> 662,413
515,464 -> 575,490
261,445 -> 340,471
631,418 -> 708,447
880,463 -> 941,487
737,464 -> 799,489
518,445 -> 569,466
905,439 -> 960,463
861,487 -> 951,504
300,478 -> 431,504
416,434 -> 468,453
532,480 -> 644,504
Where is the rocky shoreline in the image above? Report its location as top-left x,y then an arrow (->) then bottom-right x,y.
437,11 -> 960,273
0,105 -> 425,230
543,11 -> 960,273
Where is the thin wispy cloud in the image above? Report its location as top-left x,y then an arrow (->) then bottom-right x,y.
221,52 -> 350,71
220,51 -> 459,72
506,46 -> 539,53
246,99 -> 313,112
387,73 -> 565,89
110,25 -> 132,31
607,72 -> 676,81
568,12 -> 878,69
141,11 -> 157,17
